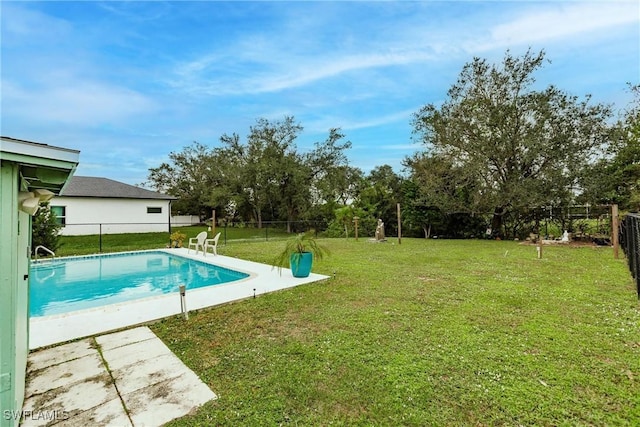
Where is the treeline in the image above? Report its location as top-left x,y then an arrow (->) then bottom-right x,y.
145,50 -> 639,239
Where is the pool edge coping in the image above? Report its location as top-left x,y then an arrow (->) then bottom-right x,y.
29,248 -> 329,349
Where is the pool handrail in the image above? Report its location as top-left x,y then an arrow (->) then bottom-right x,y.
35,245 -> 55,261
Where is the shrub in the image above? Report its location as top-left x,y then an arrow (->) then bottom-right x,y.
31,202 -> 62,256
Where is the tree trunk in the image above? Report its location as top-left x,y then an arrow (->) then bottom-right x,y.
256,209 -> 262,229
423,224 -> 432,238
491,206 -> 506,239
287,206 -> 296,233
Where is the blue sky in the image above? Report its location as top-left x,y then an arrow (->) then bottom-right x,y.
2,1 -> 639,186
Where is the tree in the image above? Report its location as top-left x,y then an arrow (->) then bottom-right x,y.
214,118 -> 355,231
403,153 -> 486,238
216,116 -> 306,230
404,152 -> 480,216
578,84 -> 640,211
355,165 -> 404,236
305,165 -> 359,223
412,49 -> 612,238
145,116 -> 355,232
306,129 -> 354,204
401,179 -> 440,238
213,132 -> 260,222
146,142 -> 218,220
31,202 -> 62,255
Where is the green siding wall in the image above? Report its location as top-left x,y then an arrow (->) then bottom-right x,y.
0,161 -> 22,427
0,139 -> 78,426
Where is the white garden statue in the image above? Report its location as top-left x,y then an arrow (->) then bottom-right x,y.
375,219 -> 385,241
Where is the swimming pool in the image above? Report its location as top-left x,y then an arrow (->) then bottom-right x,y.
30,250 -> 250,317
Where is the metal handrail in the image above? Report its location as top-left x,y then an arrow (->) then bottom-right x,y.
34,245 -> 55,261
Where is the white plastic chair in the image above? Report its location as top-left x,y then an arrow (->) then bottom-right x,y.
188,231 -> 208,255
205,232 -> 221,256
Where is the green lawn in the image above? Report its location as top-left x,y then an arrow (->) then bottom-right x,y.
145,238 -> 640,426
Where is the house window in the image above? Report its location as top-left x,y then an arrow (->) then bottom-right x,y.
147,207 -> 162,214
50,206 -> 66,226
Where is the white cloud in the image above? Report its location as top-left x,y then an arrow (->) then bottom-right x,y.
483,2 -> 639,49
168,1 -> 638,99
253,51 -> 435,94
97,1 -> 172,23
3,0 -> 637,183
342,109 -> 416,131
170,47 -> 437,97
1,3 -> 71,43
3,79 -> 155,125
303,108 -> 415,134
379,143 -> 422,151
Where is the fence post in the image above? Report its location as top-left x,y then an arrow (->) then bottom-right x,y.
632,216 -> 639,297
397,203 -> 402,245
212,209 -> 216,237
99,223 -> 103,253
612,204 -> 619,259
537,238 -> 543,259
635,217 -> 640,298
353,216 -> 359,241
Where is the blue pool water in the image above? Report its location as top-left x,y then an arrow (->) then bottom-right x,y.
29,251 -> 249,317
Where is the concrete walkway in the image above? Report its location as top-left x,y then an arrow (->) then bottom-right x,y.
22,327 -> 216,426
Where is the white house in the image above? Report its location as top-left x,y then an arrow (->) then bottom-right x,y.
51,176 -> 176,235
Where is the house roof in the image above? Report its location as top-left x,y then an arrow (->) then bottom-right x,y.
60,176 -> 175,200
1,136 -> 80,163
1,136 -> 79,194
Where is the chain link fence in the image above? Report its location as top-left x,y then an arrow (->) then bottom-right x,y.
42,221 -> 327,256
619,213 -> 640,298
189,220 -> 328,246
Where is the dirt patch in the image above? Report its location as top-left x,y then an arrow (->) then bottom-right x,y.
518,240 -> 603,248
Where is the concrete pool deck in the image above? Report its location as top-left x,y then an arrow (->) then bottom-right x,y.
30,249 -> 329,349
23,326 -> 216,426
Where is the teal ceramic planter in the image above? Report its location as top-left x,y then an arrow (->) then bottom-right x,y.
290,252 -> 313,278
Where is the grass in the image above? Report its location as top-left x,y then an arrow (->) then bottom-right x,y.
142,238 -> 640,426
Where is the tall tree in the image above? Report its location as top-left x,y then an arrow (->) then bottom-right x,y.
307,129 -> 355,205
403,153 -> 478,237
355,165 -> 404,235
306,165 -> 363,227
146,117 -> 354,230
412,49 -> 612,238
578,84 -> 640,211
146,142 -> 217,219
216,116 -> 303,228
404,152 -> 480,216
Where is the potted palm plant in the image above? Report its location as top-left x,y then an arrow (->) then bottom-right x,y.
274,231 -> 329,277
169,231 -> 186,248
